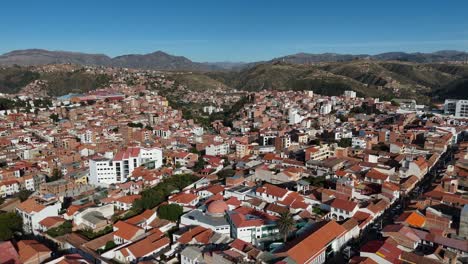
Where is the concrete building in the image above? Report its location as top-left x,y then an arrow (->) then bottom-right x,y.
16,198 -> 61,235
89,147 -> 163,186
460,204 -> 468,239
444,99 -> 468,118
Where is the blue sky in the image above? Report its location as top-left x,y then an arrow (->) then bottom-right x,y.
1,0 -> 467,62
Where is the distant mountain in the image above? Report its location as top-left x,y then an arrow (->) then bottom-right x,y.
1,49 -> 466,71
272,50 -> 468,64
111,51 -> 220,71
0,49 -> 221,71
0,49 -> 112,66
270,52 -> 369,64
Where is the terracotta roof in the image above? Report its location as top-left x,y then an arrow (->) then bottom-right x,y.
125,235 -> 170,258
365,169 -> 389,181
39,216 -> 65,228
277,221 -> 346,264
395,211 -> 426,228
17,240 -> 51,263
125,210 -> 156,226
255,183 -> 288,198
17,198 -> 46,214
331,198 -> 358,212
116,194 -> 141,204
178,226 -> 213,244
360,240 -> 402,264
0,241 -> 20,264
114,147 -> 141,161
114,221 -> 144,241
168,192 -> 198,205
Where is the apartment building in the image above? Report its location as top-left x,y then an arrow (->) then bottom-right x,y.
89,147 -> 163,186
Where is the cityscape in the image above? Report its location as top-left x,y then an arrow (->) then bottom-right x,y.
0,1 -> 468,264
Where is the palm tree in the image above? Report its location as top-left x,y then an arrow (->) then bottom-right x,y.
277,211 -> 295,242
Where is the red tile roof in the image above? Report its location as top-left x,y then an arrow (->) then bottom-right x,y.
277,221 -> 346,263
0,241 -> 20,264
331,198 -> 358,212
114,221 -> 143,241
255,183 -> 288,198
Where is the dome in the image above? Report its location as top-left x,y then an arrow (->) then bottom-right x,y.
207,200 -> 228,216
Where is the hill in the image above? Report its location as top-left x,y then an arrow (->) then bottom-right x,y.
0,49 -> 221,72
1,49 -> 467,72
208,60 -> 468,103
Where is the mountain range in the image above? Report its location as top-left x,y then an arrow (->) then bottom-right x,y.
1,49 -> 467,71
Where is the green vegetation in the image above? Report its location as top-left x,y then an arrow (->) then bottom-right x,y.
132,174 -> 199,211
0,212 -> 23,240
350,104 -> 382,115
41,71 -> 111,96
338,138 -> 352,148
127,122 -> 144,128
304,176 -> 326,187
158,204 -> 183,221
97,241 -> 117,253
217,169 -> 236,179
172,73 -> 228,91
0,66 -> 40,94
0,98 -> 28,111
79,225 -> 113,240
0,66 -> 112,96
47,168 -> 63,182
17,190 -> 33,202
277,211 -> 295,242
46,221 -> 72,237
49,113 -> 60,122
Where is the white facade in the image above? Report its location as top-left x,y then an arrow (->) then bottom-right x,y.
89,147 -> 163,186
288,109 -> 304,125
352,137 -> 367,149
205,143 -> 230,156
343,90 -> 356,98
444,99 -> 468,118
17,201 -> 61,235
320,103 -> 332,115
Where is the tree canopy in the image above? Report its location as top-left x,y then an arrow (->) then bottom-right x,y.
158,204 -> 183,222
0,212 -> 23,240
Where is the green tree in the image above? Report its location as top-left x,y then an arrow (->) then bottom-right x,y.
338,138 -> 352,148
158,204 -> 183,222
47,168 -> 63,182
18,190 -> 33,202
277,211 -> 295,242
193,158 -> 206,172
0,212 -> 23,240
49,113 -> 60,122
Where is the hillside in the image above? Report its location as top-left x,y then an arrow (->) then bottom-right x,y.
0,49 -> 221,71
207,60 -> 468,103
0,66 -> 111,96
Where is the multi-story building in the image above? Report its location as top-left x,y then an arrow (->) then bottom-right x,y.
205,143 -> 229,156
89,147 -> 163,186
444,99 -> 468,118
344,90 -> 357,98
16,198 -> 61,235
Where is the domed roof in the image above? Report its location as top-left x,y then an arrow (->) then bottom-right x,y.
207,200 -> 228,216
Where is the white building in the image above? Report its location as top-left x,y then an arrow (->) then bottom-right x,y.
320,103 -> 332,115
89,147 -> 163,186
444,99 -> 468,118
288,108 -> 304,125
16,198 -> 61,235
180,202 -> 231,235
352,137 -> 367,149
205,143 -> 230,156
343,90 -> 356,98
